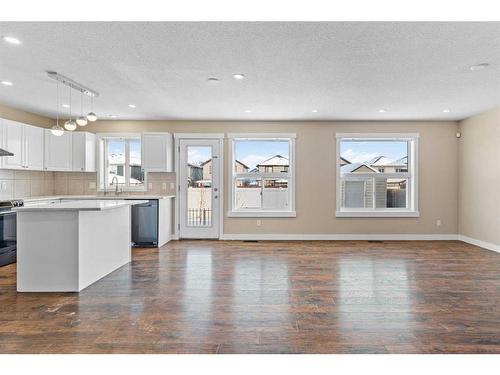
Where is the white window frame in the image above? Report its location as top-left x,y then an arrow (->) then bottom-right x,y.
335,133 -> 419,217
228,133 -> 296,217
96,133 -> 147,192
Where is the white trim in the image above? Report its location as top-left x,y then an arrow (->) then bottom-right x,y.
228,210 -> 297,218
220,234 -> 458,241
228,134 -> 296,217
227,132 -> 296,139
459,235 -> 500,253
174,133 -> 224,139
336,133 -> 419,217
336,132 -> 420,140
174,135 -> 224,239
336,210 -> 420,217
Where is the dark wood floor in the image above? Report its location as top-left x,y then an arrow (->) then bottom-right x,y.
1,240 -> 499,354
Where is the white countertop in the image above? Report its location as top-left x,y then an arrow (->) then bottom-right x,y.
14,199 -> 149,212
23,194 -> 175,203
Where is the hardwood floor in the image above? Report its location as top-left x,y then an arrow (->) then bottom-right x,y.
1,240 -> 499,354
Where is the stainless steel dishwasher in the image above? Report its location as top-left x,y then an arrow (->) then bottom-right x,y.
130,199 -> 158,247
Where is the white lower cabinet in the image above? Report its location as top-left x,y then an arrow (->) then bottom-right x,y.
44,130 -> 73,171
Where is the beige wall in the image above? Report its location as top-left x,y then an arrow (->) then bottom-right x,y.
85,120 -> 459,235
0,104 -> 54,128
458,107 -> 500,245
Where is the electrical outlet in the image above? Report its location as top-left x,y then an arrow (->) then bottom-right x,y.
161,182 -> 167,190
436,219 -> 442,227
148,182 -> 153,189
88,181 -> 96,189
170,182 -> 175,190
256,220 -> 262,227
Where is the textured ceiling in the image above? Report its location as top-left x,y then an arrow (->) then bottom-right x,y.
0,22 -> 499,121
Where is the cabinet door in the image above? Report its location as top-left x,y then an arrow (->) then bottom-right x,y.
72,132 -> 96,172
44,130 -> 73,171
142,133 -> 170,172
72,132 -> 85,171
2,119 -> 24,169
24,124 -> 44,170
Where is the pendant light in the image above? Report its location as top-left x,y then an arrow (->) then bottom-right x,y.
86,95 -> 97,122
50,81 -> 64,136
76,91 -> 88,126
64,86 -> 77,131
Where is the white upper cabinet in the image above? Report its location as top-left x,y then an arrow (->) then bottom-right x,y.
142,132 -> 173,172
1,119 -> 24,169
44,129 -> 73,171
72,132 -> 96,172
24,124 -> 45,170
0,119 -> 44,170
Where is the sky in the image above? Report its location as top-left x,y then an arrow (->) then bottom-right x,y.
340,141 -> 407,163
187,141 -> 290,169
107,139 -> 141,165
235,140 -> 289,169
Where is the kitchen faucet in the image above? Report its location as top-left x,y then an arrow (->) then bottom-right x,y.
111,176 -> 122,195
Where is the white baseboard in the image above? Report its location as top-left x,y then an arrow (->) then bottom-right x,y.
219,234 -> 459,241
458,235 -> 500,253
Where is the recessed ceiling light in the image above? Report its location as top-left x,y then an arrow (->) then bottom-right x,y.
62,104 -> 70,108
207,78 -> 220,84
378,109 -> 386,113
1,81 -> 13,86
2,36 -> 21,45
312,109 -> 318,113
233,74 -> 245,80
443,109 -> 450,113
244,109 -> 252,113
128,104 -> 136,108
470,63 -> 489,71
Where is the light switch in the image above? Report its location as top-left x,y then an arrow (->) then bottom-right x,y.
162,182 -> 167,190
170,182 -> 175,190
148,182 -> 153,189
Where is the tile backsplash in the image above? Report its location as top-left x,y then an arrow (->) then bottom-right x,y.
0,170 -> 55,200
0,169 -> 176,200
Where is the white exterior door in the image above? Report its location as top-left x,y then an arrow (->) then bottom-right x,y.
178,139 -> 220,239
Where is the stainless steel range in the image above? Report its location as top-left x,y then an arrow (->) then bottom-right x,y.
0,199 -> 23,267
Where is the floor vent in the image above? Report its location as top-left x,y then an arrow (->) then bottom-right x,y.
243,240 -> 259,243
368,240 -> 384,243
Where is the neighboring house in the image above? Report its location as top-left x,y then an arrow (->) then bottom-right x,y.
364,155 -> 408,173
340,155 -> 408,209
256,155 -> 289,173
187,163 -> 203,185
201,159 -> 249,180
340,157 -> 351,167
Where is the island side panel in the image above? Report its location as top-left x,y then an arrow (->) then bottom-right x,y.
77,205 -> 132,291
17,211 -> 79,292
158,198 -> 172,247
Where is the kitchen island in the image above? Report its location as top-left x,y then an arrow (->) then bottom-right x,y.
14,199 -> 147,292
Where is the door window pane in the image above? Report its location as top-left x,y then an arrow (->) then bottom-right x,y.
186,146 -> 212,227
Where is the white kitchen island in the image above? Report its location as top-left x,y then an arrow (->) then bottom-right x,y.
14,200 -> 147,292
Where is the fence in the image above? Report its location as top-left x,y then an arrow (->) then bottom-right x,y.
188,208 -> 212,226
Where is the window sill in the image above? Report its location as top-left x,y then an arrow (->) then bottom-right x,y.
335,210 -> 420,218
228,210 -> 297,218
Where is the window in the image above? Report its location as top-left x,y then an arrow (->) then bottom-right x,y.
228,133 -> 296,217
97,134 -> 145,191
336,133 -> 419,217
